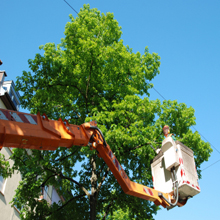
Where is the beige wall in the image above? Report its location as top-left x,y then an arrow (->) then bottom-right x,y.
0,98 -> 61,219
0,148 -> 22,220
0,102 -> 21,220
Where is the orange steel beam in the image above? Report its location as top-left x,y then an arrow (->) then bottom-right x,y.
0,109 -> 94,150
0,108 -> 171,208
89,133 -> 170,208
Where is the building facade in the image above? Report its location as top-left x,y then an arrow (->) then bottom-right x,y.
0,70 -> 22,220
0,70 -> 62,219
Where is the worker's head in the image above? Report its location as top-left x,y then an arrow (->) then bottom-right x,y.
163,125 -> 170,137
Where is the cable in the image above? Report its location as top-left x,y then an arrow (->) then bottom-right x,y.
159,168 -> 179,208
151,85 -> 220,172
191,126 -> 220,172
193,125 -> 220,172
152,87 -> 167,100
62,0 -> 218,158
63,0 -> 79,15
61,1 -> 219,171
151,85 -> 220,153
202,159 -> 220,171
90,126 -> 107,147
192,125 -> 220,155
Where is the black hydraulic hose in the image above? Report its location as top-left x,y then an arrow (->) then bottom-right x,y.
158,169 -> 179,208
172,169 -> 179,204
90,126 -> 107,147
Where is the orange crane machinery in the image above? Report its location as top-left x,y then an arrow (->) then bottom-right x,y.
0,108 -> 199,209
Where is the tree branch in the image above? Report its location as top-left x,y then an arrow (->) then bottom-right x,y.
40,162 -> 90,198
102,197 -> 115,220
121,142 -> 160,156
59,172 -> 90,199
46,194 -> 85,217
13,156 -> 27,167
40,174 -> 56,187
90,154 -> 97,196
96,167 -> 110,199
55,146 -> 82,162
96,161 -> 107,179
86,59 -> 93,100
33,150 -> 90,198
47,83 -> 86,100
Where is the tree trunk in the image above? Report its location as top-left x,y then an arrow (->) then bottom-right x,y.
90,155 -> 97,220
90,195 -> 97,220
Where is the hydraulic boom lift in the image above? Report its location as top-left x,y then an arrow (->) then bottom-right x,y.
0,108 -> 200,209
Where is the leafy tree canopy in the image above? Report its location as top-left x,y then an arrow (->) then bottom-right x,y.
0,4 -> 212,220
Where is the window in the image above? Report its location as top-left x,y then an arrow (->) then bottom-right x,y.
0,175 -> 6,194
42,185 -> 52,204
9,90 -> 19,110
14,198 -> 23,213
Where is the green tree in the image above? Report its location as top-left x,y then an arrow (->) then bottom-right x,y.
1,4 -> 211,220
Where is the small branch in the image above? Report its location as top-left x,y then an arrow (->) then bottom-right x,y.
43,166 -> 58,175
97,162 -> 106,179
86,59 -> 93,99
102,197 -> 115,220
13,156 -> 27,167
47,83 -> 86,99
108,91 -> 118,102
90,154 -> 97,196
121,142 -> 159,156
46,194 -> 85,217
40,174 -> 56,187
59,173 -> 90,199
56,194 -> 85,212
37,151 -> 90,199
96,167 -> 110,197
55,146 -> 82,162
42,165 -> 90,198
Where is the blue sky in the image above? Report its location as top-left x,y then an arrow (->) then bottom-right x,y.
1,1 -> 220,219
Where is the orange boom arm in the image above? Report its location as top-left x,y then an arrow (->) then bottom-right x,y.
0,108 -> 172,208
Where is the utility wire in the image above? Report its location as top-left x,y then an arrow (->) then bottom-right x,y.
192,125 -> 220,155
152,87 -> 167,100
202,159 -> 220,171
62,0 -> 219,156
151,85 -> 220,171
63,0 -> 79,15
191,126 -> 220,171
62,1 -> 219,171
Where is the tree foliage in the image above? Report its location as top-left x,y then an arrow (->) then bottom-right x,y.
0,4 -> 212,220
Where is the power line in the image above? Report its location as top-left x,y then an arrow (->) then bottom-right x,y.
152,86 -> 219,152
63,0 -> 219,157
192,126 -> 220,171
151,85 -> 220,171
152,85 -> 220,170
152,87 -> 167,100
202,159 -> 220,171
62,2 -> 219,171
63,0 -> 79,15
192,125 -> 220,155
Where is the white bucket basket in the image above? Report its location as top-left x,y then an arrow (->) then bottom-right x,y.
151,137 -> 200,200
